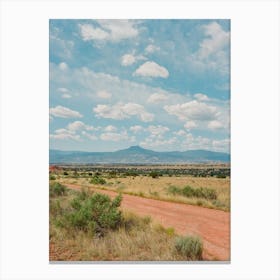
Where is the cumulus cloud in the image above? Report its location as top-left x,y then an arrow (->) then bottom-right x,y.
140,137 -> 177,150
194,93 -> 209,101
97,90 -> 112,99
50,105 -> 83,118
50,128 -> 81,141
184,121 -> 197,129
59,62 -> 68,70
67,121 -> 94,131
207,120 -> 224,130
104,125 -> 117,132
147,125 -> 169,137
79,24 -> 108,41
147,92 -> 168,103
121,54 -> 136,66
121,53 -> 146,66
174,129 -> 187,136
198,22 -> 230,59
57,87 -> 69,93
212,138 -> 230,151
100,131 -> 134,142
130,125 -> 144,133
164,100 -> 218,121
81,131 -> 97,140
93,103 -> 154,122
189,21 -> 230,75
79,20 -> 139,43
145,44 -> 160,53
62,93 -> 71,99
134,61 -> 169,78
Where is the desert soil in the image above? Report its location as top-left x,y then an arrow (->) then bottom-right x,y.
63,183 -> 230,261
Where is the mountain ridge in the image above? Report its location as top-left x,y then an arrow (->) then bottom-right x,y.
50,146 -> 230,164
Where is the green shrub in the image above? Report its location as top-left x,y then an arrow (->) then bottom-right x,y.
149,171 -> 160,178
63,192 -> 122,236
50,182 -> 66,197
216,174 -> 226,179
49,175 -> 56,180
174,235 -> 203,260
168,185 -> 217,200
90,176 -> 107,185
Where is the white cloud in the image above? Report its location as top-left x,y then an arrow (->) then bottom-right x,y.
134,61 -> 169,78
79,24 -> 109,41
59,62 -> 68,70
184,121 -> 197,129
100,131 -> 133,142
50,128 -> 81,141
174,129 -> 186,136
147,92 -> 168,103
97,90 -> 112,99
79,20 -> 139,43
189,21 -> 230,75
164,100 -> 218,121
140,136 -> 177,150
212,139 -> 230,151
130,125 -> 143,133
67,121 -> 94,132
198,22 -> 229,59
62,93 -> 71,99
207,120 -> 224,130
82,131 -> 97,140
121,54 -> 136,66
93,103 -> 154,122
145,44 -> 160,53
121,53 -> 146,66
147,125 -> 169,137
50,105 -> 83,118
194,93 -> 209,101
104,125 -> 117,132
57,87 -> 69,93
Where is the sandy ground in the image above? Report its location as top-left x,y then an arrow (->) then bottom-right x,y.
63,183 -> 230,261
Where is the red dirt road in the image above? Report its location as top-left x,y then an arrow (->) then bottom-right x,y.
64,183 -> 230,261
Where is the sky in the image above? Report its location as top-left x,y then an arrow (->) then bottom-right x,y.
49,19 -> 230,153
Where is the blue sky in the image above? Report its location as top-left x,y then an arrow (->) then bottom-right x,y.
49,19 -> 230,152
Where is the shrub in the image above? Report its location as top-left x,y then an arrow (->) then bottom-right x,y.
216,174 -> 226,179
63,171 -> 69,176
174,235 -> 203,260
50,182 -> 66,197
168,185 -> 217,200
49,175 -> 56,180
63,192 -> 122,236
149,171 -> 160,178
90,176 -> 107,185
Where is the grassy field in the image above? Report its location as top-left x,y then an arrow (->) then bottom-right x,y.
57,174 -> 230,211
50,183 -> 203,261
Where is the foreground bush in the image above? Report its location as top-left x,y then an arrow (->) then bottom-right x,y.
50,182 -> 66,197
61,192 -> 122,237
168,185 -> 217,200
174,235 -> 203,260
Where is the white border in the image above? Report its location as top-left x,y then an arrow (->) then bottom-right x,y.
1,0 -> 279,279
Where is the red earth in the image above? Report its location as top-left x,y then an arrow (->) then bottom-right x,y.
63,183 -> 230,261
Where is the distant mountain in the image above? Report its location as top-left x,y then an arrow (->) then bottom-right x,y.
49,146 -> 230,164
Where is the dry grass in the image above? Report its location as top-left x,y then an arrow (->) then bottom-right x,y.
58,175 -> 230,211
49,190 -> 201,261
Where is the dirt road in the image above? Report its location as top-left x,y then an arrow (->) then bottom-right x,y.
64,183 -> 230,261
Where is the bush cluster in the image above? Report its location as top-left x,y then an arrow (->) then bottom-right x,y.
174,235 -> 203,260
62,191 -> 122,237
168,185 -> 217,200
90,176 -> 107,185
50,182 -> 66,197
